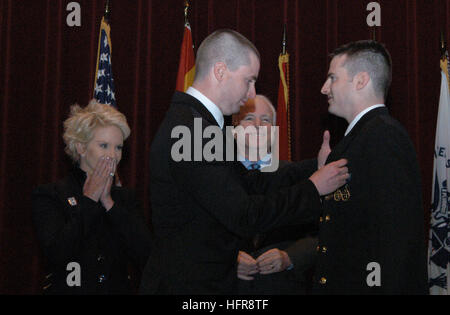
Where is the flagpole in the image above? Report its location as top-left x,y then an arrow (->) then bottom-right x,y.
104,0 -> 111,23
440,31 -> 447,60
184,0 -> 190,26
185,0 -> 195,50
278,24 -> 291,161
283,24 -> 291,161
176,0 -> 195,92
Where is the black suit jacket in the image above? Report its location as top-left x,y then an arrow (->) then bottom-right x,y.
312,107 -> 428,294
32,167 -> 152,294
238,161 -> 319,295
238,235 -> 318,295
140,92 -> 322,294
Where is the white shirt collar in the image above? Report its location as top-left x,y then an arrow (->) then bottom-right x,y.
345,104 -> 385,136
186,87 -> 224,129
238,153 -> 272,170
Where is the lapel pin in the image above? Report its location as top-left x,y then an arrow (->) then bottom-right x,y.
67,197 -> 78,206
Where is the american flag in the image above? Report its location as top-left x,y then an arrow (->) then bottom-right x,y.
94,17 -> 116,107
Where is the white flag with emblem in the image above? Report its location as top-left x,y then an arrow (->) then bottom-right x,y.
428,52 -> 450,295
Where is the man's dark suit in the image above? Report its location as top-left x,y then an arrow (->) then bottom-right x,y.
238,230 -> 318,295
238,161 -> 318,295
140,92 -> 321,294
312,107 -> 427,294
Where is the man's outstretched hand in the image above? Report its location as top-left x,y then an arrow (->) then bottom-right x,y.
309,158 -> 349,196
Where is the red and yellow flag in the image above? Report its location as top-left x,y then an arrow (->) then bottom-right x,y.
277,52 -> 291,161
176,23 -> 195,92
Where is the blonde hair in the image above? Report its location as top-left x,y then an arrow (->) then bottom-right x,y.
63,99 -> 131,162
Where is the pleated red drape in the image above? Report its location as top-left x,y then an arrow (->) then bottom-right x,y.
0,0 -> 449,294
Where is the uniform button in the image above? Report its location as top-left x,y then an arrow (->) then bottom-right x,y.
322,246 -> 328,253
319,277 -> 327,285
98,274 -> 107,283
319,216 -> 323,223
325,215 -> 331,222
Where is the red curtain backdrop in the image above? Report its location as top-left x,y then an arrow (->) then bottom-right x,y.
1,0 -> 449,294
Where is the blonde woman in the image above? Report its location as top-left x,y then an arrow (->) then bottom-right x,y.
32,100 -> 152,294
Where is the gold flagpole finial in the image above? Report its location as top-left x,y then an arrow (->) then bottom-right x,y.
104,0 -> 111,22
282,24 -> 287,55
440,30 -> 447,59
184,0 -> 190,25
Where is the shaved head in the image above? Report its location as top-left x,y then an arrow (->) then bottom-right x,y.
194,29 -> 260,82
331,40 -> 392,99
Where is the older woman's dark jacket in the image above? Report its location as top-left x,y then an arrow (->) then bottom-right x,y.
32,166 -> 152,294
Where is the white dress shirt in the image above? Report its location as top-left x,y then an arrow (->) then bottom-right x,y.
345,104 -> 385,136
186,87 -> 224,129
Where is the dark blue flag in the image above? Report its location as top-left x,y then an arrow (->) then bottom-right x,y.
94,17 -> 116,107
